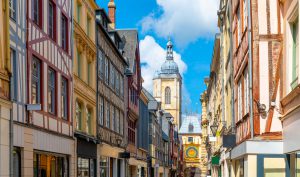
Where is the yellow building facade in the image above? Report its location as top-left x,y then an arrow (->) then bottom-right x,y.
153,39 -> 182,127
0,0 -> 11,176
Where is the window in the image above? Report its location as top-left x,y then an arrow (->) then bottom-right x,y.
32,57 -> 41,104
115,73 -> 120,95
61,14 -> 68,51
110,63 -> 115,88
296,153 -> 300,177
111,105 -> 115,131
99,157 -> 109,177
120,76 -> 124,98
77,2 -> 81,23
9,0 -> 17,20
105,101 -> 110,128
11,48 -> 17,101
33,152 -> 68,177
88,61 -> 92,85
13,147 -> 21,177
76,101 -> 83,130
105,57 -> 109,84
99,97 -> 104,125
78,157 -> 96,177
120,112 -> 123,135
237,7 -> 241,45
291,17 -> 299,89
61,77 -> 68,120
188,137 -> 193,143
77,50 -> 81,78
243,0 -> 247,31
87,16 -> 91,37
86,108 -> 92,135
48,1 -> 56,40
128,119 -> 136,144
237,79 -> 242,121
165,87 -> 171,104
115,109 -> 119,134
48,68 -> 56,114
98,50 -> 104,79
244,68 -> 249,114
32,0 -> 42,27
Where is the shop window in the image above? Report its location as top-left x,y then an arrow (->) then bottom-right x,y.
77,157 -> 96,177
33,152 -> 68,177
13,147 -> 21,177
99,157 -> 109,177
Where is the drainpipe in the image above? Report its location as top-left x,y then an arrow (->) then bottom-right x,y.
10,109 -> 13,177
247,0 -> 254,139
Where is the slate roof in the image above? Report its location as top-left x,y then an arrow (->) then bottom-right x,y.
179,115 -> 202,134
117,29 -> 138,72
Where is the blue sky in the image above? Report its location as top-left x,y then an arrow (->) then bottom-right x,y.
96,0 -> 219,114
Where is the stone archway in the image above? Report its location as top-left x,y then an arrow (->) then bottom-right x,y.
184,167 -> 201,177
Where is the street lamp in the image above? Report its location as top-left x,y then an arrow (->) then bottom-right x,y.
210,121 -> 219,137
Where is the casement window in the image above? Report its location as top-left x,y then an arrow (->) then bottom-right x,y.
128,119 -> 136,144
77,2 -> 81,23
86,108 -> 92,135
9,0 -> 17,20
237,78 -> 242,121
105,101 -> 110,128
110,63 -> 115,88
76,101 -> 83,130
115,72 -> 120,95
120,112 -> 123,135
32,57 -> 41,104
105,57 -> 109,84
115,109 -> 119,134
77,50 -> 81,78
99,97 -> 104,125
11,48 -> 17,101
244,68 -> 249,114
291,17 -> 299,89
87,16 -> 91,37
61,77 -> 68,120
120,76 -> 124,98
237,7 -> 241,45
243,0 -> 247,31
48,1 -> 56,40
48,68 -> 56,114
61,14 -> 68,51
165,87 -> 171,104
87,61 -> 92,85
98,50 -> 104,79
13,148 -> 21,177
111,105 -> 115,131
32,0 -> 42,27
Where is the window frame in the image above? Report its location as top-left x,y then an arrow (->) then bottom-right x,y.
48,67 -> 56,115
237,78 -> 242,121
105,100 -> 110,128
32,0 -> 42,28
76,101 -> 83,131
165,87 -> 171,104
99,96 -> 104,125
291,16 -> 299,90
32,56 -> 41,104
11,48 -> 18,101
9,0 -> 17,20
61,76 -> 68,120
86,107 -> 92,135
61,13 -> 68,51
48,0 -> 56,41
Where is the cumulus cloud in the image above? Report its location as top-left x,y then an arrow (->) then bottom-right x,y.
139,35 -> 187,92
140,0 -> 219,47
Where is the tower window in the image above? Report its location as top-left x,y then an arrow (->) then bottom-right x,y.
165,87 -> 171,104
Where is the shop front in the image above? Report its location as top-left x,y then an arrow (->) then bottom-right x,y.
77,137 -> 97,177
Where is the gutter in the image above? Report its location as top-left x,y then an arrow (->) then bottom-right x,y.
247,0 -> 254,139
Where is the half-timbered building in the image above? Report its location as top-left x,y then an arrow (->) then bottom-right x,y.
73,0 -> 98,176
117,29 -> 144,176
96,7 -> 128,177
231,0 -> 285,176
25,0 -> 75,176
0,0 -> 11,176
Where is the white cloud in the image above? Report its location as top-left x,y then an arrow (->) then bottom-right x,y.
140,0 -> 219,47
139,35 -> 187,92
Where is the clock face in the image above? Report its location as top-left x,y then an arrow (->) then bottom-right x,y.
186,146 -> 198,158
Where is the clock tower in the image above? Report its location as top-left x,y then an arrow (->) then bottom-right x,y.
153,39 -> 182,127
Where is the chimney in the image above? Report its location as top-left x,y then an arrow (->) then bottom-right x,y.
108,0 -> 116,29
